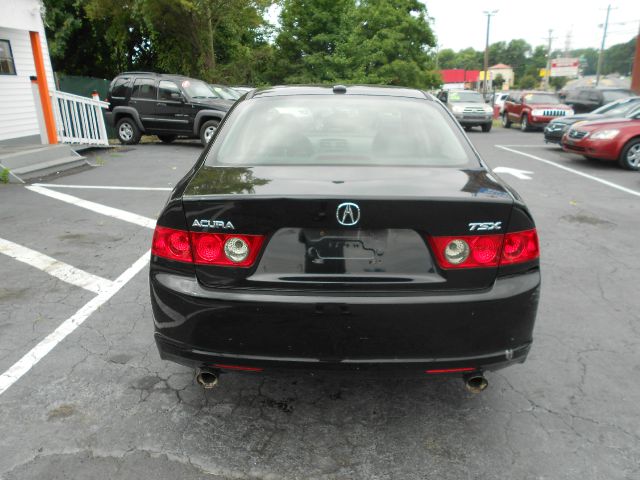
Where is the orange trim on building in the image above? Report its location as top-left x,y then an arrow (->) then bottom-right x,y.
29,31 -> 57,144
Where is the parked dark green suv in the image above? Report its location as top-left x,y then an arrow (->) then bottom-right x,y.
105,72 -> 234,145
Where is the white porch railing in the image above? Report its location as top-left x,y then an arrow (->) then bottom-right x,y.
50,90 -> 110,146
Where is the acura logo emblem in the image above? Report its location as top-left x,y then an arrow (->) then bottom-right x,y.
336,202 -> 360,226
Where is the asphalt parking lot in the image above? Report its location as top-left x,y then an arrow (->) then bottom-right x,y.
1,130 -> 639,480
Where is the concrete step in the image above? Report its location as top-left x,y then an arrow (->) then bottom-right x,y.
0,144 -> 77,169
9,156 -> 88,182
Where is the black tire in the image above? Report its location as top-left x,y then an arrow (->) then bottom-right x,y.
199,120 -> 220,146
502,112 -> 512,128
463,125 -> 472,132
482,122 -> 492,133
158,135 -> 176,144
116,117 -> 141,145
618,138 -> 640,170
520,114 -> 531,132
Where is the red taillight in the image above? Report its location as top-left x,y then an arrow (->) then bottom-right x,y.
151,226 -> 264,267
191,232 -> 264,267
428,229 -> 539,269
429,234 -> 503,269
501,229 -> 539,265
152,226 -> 193,262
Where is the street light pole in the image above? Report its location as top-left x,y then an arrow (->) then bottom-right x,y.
483,10 -> 498,95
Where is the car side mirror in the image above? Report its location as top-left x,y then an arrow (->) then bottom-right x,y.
170,92 -> 183,102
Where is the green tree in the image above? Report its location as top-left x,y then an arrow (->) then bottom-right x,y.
454,47 -> 483,70
518,74 -> 538,89
488,41 -> 507,67
437,48 -> 457,69
44,0 -> 152,77
272,0 -> 355,84
338,0 -> 438,88
492,73 -> 505,90
525,45 -> 548,78
84,0 -> 273,83
603,36 -> 636,75
549,76 -> 568,91
503,39 -> 531,79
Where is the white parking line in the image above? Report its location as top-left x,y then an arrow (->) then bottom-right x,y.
26,185 -> 157,229
0,251 -> 150,397
33,183 -> 172,191
496,145 -> 640,198
0,238 -> 112,294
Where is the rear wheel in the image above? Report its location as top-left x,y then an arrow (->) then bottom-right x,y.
482,122 -> 492,133
520,115 -> 530,132
116,117 -> 141,145
158,135 -> 176,144
618,138 -> 640,170
200,120 -> 220,146
502,112 -> 512,128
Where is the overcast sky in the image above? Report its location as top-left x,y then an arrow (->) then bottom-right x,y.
426,0 -> 639,52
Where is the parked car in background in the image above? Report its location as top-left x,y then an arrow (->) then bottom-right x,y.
544,96 -> 640,144
493,92 -> 511,114
502,91 -> 574,131
106,72 -> 233,146
561,109 -> 640,170
563,87 -> 633,114
438,89 -> 494,132
209,84 -> 241,101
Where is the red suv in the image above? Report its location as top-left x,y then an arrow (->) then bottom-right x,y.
503,91 -> 574,131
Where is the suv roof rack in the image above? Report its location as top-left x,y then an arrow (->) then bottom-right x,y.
120,71 -> 160,76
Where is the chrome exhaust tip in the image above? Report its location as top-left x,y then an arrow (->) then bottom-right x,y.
463,373 -> 488,394
195,367 -> 219,389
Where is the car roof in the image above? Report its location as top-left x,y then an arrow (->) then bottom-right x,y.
248,85 -> 430,100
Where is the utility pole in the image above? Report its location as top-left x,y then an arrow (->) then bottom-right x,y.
632,21 -> 640,94
483,10 -> 498,95
544,29 -> 555,90
596,4 -> 613,86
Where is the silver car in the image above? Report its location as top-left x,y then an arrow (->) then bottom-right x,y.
439,90 -> 494,132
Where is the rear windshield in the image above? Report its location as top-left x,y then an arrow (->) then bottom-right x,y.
205,96 -> 475,167
523,93 -> 560,104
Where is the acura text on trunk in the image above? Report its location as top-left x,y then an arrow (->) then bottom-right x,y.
149,85 -> 541,393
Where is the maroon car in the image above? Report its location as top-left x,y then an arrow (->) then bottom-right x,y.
503,91 -> 574,131
561,112 -> 640,170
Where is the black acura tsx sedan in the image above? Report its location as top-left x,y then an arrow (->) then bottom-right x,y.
150,85 -> 540,393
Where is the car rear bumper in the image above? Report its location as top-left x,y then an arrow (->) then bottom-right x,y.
150,270 -> 540,374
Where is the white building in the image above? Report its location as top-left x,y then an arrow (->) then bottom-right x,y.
0,0 -> 55,145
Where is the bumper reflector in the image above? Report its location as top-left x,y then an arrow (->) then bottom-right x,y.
425,367 -> 477,374
213,363 -> 264,372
